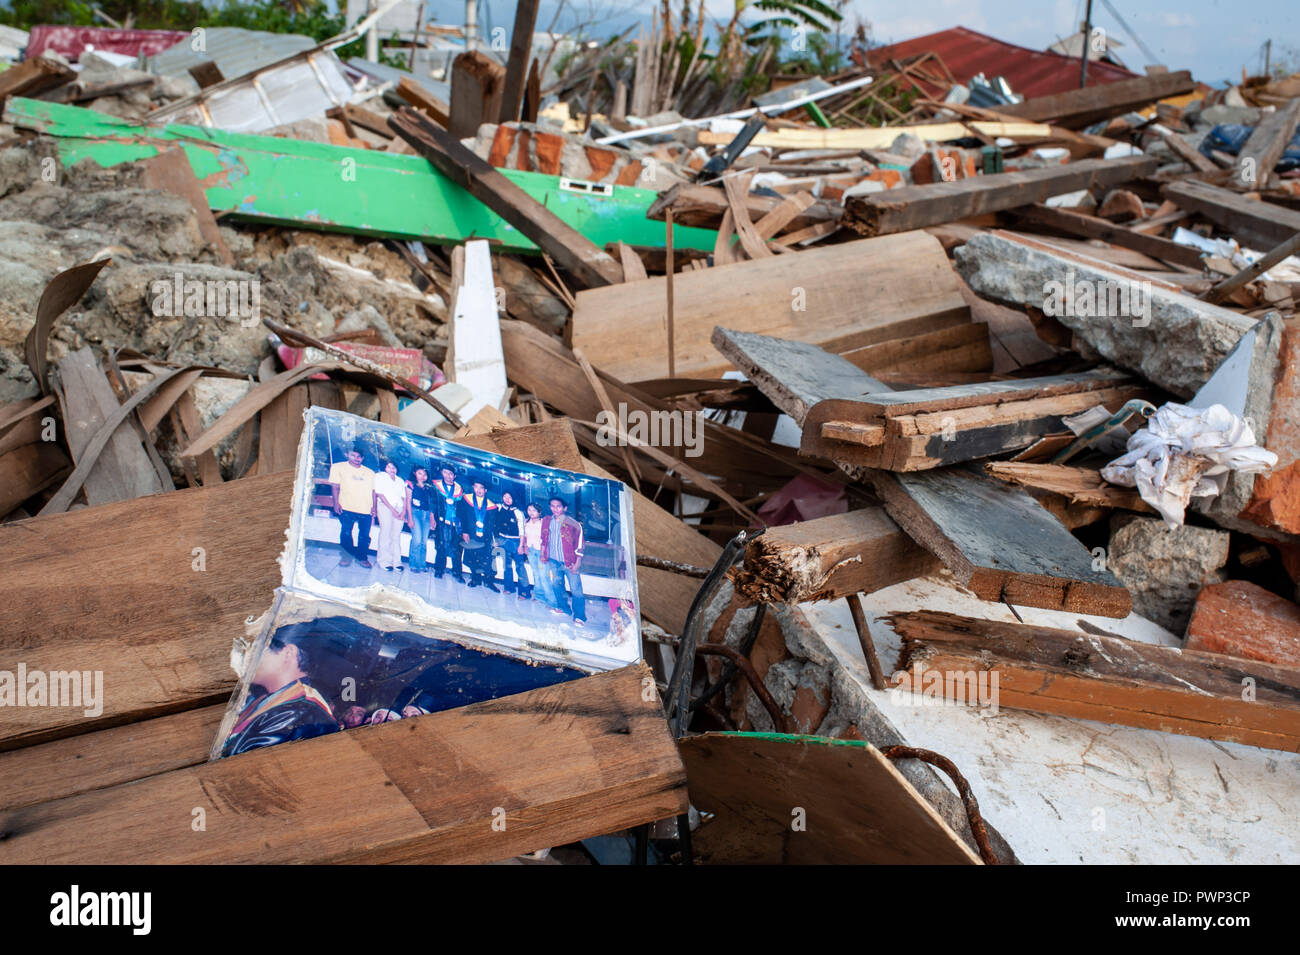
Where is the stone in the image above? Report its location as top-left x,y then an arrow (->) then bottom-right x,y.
788,661 -> 832,734
1107,516 -> 1231,633
955,231 -> 1256,397
1185,579 -> 1300,666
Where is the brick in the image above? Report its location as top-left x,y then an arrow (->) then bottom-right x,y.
1097,189 -> 1146,222
1185,579 -> 1300,667
1242,318 -> 1300,534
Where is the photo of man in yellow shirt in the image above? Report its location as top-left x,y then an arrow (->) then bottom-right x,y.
328,446 -> 376,568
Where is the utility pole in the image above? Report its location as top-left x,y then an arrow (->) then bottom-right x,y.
366,0 -> 379,62
1079,0 -> 1094,88
465,0 -> 477,52
1265,39 -> 1272,77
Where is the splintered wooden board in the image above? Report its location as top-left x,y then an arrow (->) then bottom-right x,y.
871,466 -> 1131,617
890,611 -> 1300,752
0,664 -> 687,864
569,231 -> 970,383
680,732 -> 981,864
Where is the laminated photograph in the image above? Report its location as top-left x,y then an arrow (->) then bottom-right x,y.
211,407 -> 640,760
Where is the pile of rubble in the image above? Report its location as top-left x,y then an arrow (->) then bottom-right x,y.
1,14 -> 1299,867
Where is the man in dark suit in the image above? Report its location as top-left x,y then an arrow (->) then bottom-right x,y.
456,476 -> 499,592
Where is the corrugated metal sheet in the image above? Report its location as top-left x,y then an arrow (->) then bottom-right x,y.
868,26 -> 1137,100
26,25 -> 187,63
148,27 -> 316,81
149,47 -> 354,133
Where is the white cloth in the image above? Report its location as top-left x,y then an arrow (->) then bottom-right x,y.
374,471 -> 406,511
1100,402 -> 1277,525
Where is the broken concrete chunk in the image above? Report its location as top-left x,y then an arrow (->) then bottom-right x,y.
954,230 -> 1256,396
1106,516 -> 1230,633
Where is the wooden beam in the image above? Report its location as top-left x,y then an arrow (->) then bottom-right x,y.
1007,203 -> 1204,269
1156,129 -> 1217,174
388,107 -> 625,288
1164,179 -> 1300,250
996,70 -> 1196,128
570,231 -> 969,382
844,156 -> 1158,237
680,732 -> 980,864
448,51 -> 506,139
0,663 -> 687,864
889,610 -> 1300,752
1233,98 -> 1300,190
498,0 -> 540,124
732,508 -> 940,604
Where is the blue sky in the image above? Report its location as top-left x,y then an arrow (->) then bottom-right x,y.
408,0 -> 1296,88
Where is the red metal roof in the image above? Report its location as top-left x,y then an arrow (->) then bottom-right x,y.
867,26 -> 1138,99
27,25 -> 189,63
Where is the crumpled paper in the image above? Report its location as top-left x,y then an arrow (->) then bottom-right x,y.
1100,402 -> 1277,525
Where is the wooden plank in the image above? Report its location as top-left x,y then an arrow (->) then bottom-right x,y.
0,664 -> 687,864
448,51 -> 505,139
571,231 -> 969,382
696,121 -> 1051,149
0,705 -> 223,813
810,384 -> 1149,471
732,508 -> 940,604
1007,203 -> 1204,269
446,239 -> 508,420
256,382 -> 309,475
712,326 -> 889,423
680,732 -> 980,864
996,71 -> 1196,128
889,610 -> 1300,751
396,75 -> 450,127
388,107 -> 625,289
1233,98 -> 1300,190
646,182 -> 835,234
1157,129 -> 1217,174
871,467 -> 1131,617
55,347 -> 162,507
139,148 -> 233,265
1164,179 -> 1300,250
1202,230 -> 1300,305
844,157 -> 1158,237
498,0 -> 539,124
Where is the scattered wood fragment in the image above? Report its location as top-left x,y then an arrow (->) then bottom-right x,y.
0,55 -> 74,109
646,181 -> 835,234
984,462 -> 1153,512
889,610 -> 1300,751
395,75 -> 450,127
